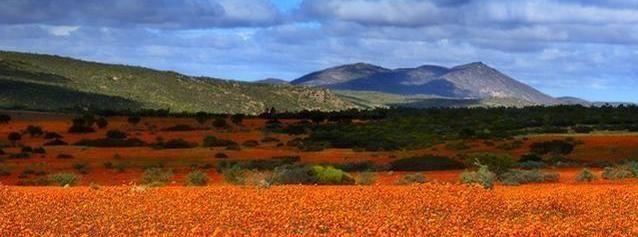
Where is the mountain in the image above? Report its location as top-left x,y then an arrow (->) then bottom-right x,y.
0,51 -> 354,114
292,62 -> 559,105
556,96 -> 591,106
254,78 -> 289,85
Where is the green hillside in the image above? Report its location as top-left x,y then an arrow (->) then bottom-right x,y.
334,90 -> 538,108
0,51 -> 354,114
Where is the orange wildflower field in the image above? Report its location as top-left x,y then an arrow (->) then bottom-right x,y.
2,183 -> 638,236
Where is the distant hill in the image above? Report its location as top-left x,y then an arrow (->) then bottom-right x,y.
292,62 -> 559,105
0,51 -> 354,114
254,78 -> 289,85
556,96 -> 591,106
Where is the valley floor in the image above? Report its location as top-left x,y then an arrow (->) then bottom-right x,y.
1,183 -> 637,236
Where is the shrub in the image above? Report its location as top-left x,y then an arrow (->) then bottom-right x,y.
530,140 -> 574,155
140,168 -> 173,186
517,161 -> 546,170
390,155 -> 465,171
460,163 -> 496,189
73,163 -> 89,174
32,147 -> 46,154
212,118 -> 227,129
0,165 -> 11,176
202,136 -> 237,147
106,130 -> 128,140
96,117 -> 108,129
356,171 -> 378,185
396,172 -> 427,185
8,132 -> 21,145
0,148 -> 4,155
162,124 -> 197,131
127,115 -> 141,126
576,168 -> 596,182
216,156 -> 300,171
0,114 -> 10,124
226,143 -> 241,151
10,152 -> 31,159
155,138 -> 196,149
519,153 -> 543,162
76,138 -> 146,147
231,114 -> 244,125
500,170 -> 559,186
56,153 -> 74,159
114,162 -> 127,172
186,170 -> 209,186
214,152 -> 229,159
44,132 -> 63,139
465,153 -> 515,175
44,139 -> 68,146
312,165 -> 355,185
50,172 -> 77,186
21,146 -> 33,153
26,125 -> 44,137
242,140 -> 259,147
286,137 -> 303,147
334,160 -> 387,172
266,165 -> 316,185
103,161 -> 113,169
573,126 -> 593,133
445,141 -> 470,150
261,137 -> 280,143
602,166 -> 634,180
222,165 -> 246,185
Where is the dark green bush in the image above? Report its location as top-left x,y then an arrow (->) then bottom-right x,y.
50,172 -> 77,186
56,153 -> 74,159
186,170 -> 209,186
576,168 -> 596,182
464,153 -> 515,175
500,170 -> 559,186
395,172 -> 427,185
140,168 -> 173,186
162,124 -> 197,131
76,138 -> 146,147
242,140 -> 259,147
44,139 -> 68,146
215,152 -> 229,159
530,140 -> 575,155
106,130 -> 128,139
202,136 -> 237,147
154,138 -> 196,149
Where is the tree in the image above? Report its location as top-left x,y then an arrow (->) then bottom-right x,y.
8,132 -> 21,146
195,112 -> 209,127
128,114 -> 142,127
231,114 -> 244,126
96,117 -> 108,129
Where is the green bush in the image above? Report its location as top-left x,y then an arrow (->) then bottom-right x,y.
576,168 -> 596,182
186,170 -> 209,186
72,163 -> 89,174
202,136 -> 237,147
517,161 -> 546,170
460,163 -> 496,189
214,152 -> 229,159
465,153 -> 514,175
312,165 -> 355,185
50,172 -> 77,186
154,138 -> 196,149
500,170 -> 559,186
391,155 -> 465,171
266,165 -> 316,185
140,168 -> 173,186
75,138 -> 146,147
395,172 -> 426,185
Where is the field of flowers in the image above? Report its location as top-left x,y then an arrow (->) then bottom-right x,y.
2,183 -> 638,236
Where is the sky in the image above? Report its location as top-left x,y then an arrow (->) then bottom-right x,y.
0,0 -> 637,102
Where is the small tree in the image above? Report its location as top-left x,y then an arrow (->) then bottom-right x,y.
8,132 -> 21,146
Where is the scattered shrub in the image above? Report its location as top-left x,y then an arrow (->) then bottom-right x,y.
266,165 -> 316,185
154,138 -> 196,149
356,171 -> 378,185
445,141 -> 470,150
214,152 -> 229,159
334,160 -> 387,172
56,153 -> 74,159
44,139 -> 68,146
396,172 -> 427,185
50,172 -> 77,186
576,168 -> 596,182
216,156 -> 300,171
33,147 -> 46,154
530,140 -> 575,155
75,138 -> 146,147
602,166 -> 634,180
0,165 -> 11,176
242,140 -> 259,147
96,117 -> 108,129
0,148 -> 4,155
202,136 -> 237,147
44,132 -> 63,139
464,153 -> 515,175
261,137 -> 280,143
26,125 -> 44,137
140,168 -> 173,186
519,153 -> 543,162
9,152 -> 31,159
460,163 -> 496,189
212,118 -> 227,129
0,114 -> 10,124
103,161 -> 113,169
390,155 -> 465,171
73,163 -> 90,174
573,126 -> 593,133
21,146 -> 33,153
222,165 -> 246,185
226,143 -> 241,151
517,161 -> 546,170
8,132 -> 21,145
162,124 -> 197,131
106,130 -> 128,140
500,170 -> 559,186
186,170 -> 209,186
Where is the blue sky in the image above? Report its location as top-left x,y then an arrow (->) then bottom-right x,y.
1,0 -> 637,102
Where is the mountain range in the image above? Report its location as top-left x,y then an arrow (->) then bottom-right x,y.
291,62 -> 559,106
1,50 -> 621,114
